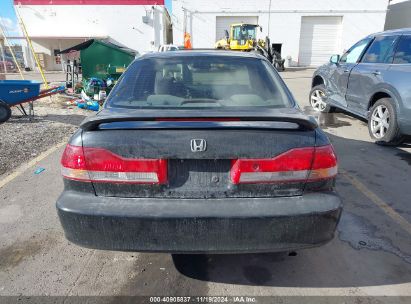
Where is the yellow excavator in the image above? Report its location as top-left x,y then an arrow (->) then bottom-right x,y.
215,23 -> 285,70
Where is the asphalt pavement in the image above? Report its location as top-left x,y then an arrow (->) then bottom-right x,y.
0,69 -> 410,302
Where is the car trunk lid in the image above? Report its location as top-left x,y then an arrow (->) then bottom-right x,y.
61,109 -> 337,198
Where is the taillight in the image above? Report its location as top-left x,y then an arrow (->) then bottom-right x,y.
230,145 -> 337,184
307,145 -> 338,181
60,145 -> 90,181
61,144 -> 167,184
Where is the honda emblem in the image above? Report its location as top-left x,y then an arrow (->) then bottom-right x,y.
190,139 -> 207,152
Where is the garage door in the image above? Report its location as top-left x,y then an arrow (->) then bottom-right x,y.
298,16 -> 343,66
216,16 -> 258,41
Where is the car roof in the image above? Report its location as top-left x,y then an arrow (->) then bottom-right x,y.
139,50 -> 266,60
370,27 -> 411,37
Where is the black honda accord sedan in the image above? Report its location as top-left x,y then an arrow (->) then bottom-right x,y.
57,50 -> 342,253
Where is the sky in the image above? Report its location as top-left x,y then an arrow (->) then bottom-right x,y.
0,0 -> 19,36
165,0 -> 172,12
0,0 -> 172,37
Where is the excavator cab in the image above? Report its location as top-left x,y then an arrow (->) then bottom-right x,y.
215,23 -> 260,50
214,23 -> 285,71
229,24 -> 260,51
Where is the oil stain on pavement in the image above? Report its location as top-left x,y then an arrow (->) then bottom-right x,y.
302,107 -> 353,129
0,239 -> 43,270
318,113 -> 353,129
338,211 -> 411,264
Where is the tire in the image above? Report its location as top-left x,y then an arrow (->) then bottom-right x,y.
309,85 -> 333,113
273,60 -> 285,71
0,101 -> 11,123
368,98 -> 403,145
271,50 -> 285,71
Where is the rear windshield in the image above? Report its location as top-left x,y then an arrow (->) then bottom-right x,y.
106,55 -> 292,109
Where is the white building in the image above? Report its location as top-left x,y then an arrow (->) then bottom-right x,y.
13,0 -> 172,71
172,0 -> 389,67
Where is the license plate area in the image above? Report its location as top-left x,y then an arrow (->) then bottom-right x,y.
168,159 -> 231,194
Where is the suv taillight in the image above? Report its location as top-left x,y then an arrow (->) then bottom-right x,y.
230,145 -> 337,184
61,144 -> 167,184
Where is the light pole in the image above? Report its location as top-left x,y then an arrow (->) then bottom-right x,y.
267,0 -> 272,37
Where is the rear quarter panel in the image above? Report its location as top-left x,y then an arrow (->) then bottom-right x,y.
385,64 -> 411,134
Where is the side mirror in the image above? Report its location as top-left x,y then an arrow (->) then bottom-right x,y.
260,26 -> 263,32
330,54 -> 340,64
224,30 -> 229,39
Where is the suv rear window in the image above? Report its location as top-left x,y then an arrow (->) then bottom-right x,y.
362,35 -> 398,64
107,55 -> 292,109
393,35 -> 411,64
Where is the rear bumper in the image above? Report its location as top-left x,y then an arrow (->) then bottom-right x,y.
56,191 -> 342,253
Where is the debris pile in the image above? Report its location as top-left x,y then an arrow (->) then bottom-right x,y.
64,76 -> 115,112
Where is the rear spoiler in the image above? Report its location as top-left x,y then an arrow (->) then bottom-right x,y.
80,109 -> 318,131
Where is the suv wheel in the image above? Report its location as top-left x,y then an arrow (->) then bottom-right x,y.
309,85 -> 332,113
0,101 -> 11,123
368,98 -> 403,145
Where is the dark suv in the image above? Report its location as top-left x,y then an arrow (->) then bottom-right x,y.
310,28 -> 411,145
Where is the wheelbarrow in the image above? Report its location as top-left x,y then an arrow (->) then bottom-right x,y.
0,80 -> 65,123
